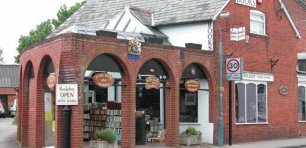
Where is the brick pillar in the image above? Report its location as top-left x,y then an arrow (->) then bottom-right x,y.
165,80 -> 180,147
121,75 -> 136,148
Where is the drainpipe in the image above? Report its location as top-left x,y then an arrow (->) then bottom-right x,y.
279,0 -> 302,39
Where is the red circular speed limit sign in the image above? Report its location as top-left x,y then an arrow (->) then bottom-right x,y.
227,59 -> 240,73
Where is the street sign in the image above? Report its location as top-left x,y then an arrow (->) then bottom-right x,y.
226,58 -> 243,81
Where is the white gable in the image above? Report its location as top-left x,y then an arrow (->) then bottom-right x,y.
103,7 -> 154,35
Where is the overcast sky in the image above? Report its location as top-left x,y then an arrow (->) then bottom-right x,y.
0,0 -> 83,64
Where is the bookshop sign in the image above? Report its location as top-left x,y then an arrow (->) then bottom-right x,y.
236,0 -> 256,8
56,84 -> 78,105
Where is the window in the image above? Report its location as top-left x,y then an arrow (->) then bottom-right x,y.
235,82 -> 267,124
298,86 -> 306,121
298,60 -> 306,72
250,10 -> 266,35
180,92 -> 198,122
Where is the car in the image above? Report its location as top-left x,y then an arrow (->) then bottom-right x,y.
0,102 -> 5,118
10,99 -> 17,117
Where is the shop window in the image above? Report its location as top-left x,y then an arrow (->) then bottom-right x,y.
250,10 -> 266,35
298,86 -> 306,121
180,89 -> 198,123
235,82 -> 267,124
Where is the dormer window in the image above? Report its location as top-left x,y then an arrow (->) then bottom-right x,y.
250,10 -> 266,35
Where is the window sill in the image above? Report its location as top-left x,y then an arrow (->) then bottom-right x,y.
235,122 -> 269,125
298,121 -> 306,123
249,33 -> 268,38
179,122 -> 201,125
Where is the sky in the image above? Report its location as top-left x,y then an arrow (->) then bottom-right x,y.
0,0 -> 83,64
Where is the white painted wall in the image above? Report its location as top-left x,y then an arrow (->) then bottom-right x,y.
108,72 -> 122,102
159,22 -> 213,51
179,79 -> 214,144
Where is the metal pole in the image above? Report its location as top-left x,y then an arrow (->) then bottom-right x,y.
229,81 -> 232,146
217,24 -> 224,146
63,105 -> 71,148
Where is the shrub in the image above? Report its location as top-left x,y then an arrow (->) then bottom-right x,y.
94,129 -> 116,143
180,127 -> 202,138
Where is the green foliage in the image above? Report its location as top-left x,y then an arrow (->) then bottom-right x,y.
0,47 -> 4,63
14,1 -> 86,63
94,129 -> 116,143
52,1 -> 86,28
12,116 -> 18,125
180,127 -> 202,138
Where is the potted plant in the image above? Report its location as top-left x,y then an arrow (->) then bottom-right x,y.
179,127 -> 202,146
90,129 -> 116,148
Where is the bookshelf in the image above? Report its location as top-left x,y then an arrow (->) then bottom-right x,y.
83,104 -> 91,140
83,102 -> 121,141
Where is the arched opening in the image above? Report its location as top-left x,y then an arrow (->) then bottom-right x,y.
38,56 -> 55,147
135,59 -> 169,145
179,63 -> 213,144
83,54 -> 124,144
21,62 -> 34,146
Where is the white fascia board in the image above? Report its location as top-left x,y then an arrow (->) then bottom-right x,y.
279,0 -> 302,39
212,0 -> 231,21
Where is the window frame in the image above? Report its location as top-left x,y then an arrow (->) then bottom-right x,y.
250,10 -> 266,36
235,80 -> 269,125
298,84 -> 306,122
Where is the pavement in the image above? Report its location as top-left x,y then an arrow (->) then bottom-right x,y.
0,117 -> 20,148
1,117 -> 306,148
206,138 -> 306,148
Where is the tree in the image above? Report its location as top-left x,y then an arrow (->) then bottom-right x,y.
14,1 -> 86,63
0,47 -> 4,64
52,1 -> 86,28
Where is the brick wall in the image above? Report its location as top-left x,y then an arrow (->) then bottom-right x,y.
213,0 -> 300,144
19,33 -> 216,148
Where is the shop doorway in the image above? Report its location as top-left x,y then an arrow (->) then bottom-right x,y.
136,59 -> 168,144
83,54 -> 124,144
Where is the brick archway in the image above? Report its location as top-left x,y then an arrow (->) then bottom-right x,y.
20,61 -> 34,147
36,55 -> 56,147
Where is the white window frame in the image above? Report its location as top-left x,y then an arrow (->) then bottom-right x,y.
235,80 -> 269,125
250,10 -> 266,35
298,84 -> 306,122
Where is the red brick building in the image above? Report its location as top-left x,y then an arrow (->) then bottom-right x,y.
283,0 -> 306,141
0,65 -> 19,115
18,0 -> 302,148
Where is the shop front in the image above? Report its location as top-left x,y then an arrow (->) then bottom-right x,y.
18,33 -> 216,148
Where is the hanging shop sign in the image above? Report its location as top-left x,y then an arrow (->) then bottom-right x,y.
236,0 -> 256,8
230,27 -> 246,41
46,73 -> 56,89
128,37 -> 141,60
56,84 -> 78,105
93,72 -> 115,88
279,85 -> 289,96
145,75 -> 160,89
185,79 -> 200,92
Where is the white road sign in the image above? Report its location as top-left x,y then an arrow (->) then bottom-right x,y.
226,58 -> 243,81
